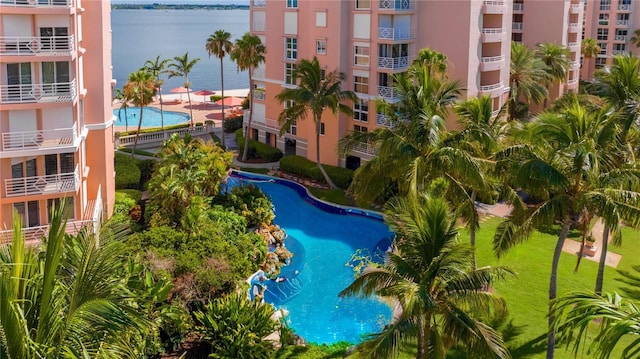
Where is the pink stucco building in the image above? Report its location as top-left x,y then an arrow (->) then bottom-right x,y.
248,0 -> 583,169
0,0 -> 115,242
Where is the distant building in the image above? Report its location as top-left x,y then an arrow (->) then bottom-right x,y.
0,0 -> 115,242
248,0 -> 582,169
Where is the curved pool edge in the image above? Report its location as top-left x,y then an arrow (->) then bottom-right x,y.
228,169 -> 385,222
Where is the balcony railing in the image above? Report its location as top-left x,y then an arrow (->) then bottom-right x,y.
481,55 -> 505,63
567,78 -> 579,85
571,60 -> 581,68
5,165 -> 79,197
377,56 -> 409,69
618,3 -> 630,10
613,49 -> 627,55
254,89 -> 266,101
252,0 -> 265,7
616,19 -> 629,26
482,27 -> 506,34
0,0 -> 72,6
615,35 -> 628,41
0,35 -> 74,56
569,3 -> 582,12
116,123 -> 215,147
378,0 -> 414,10
376,113 -> 394,128
512,22 -> 523,30
568,23 -> 580,31
1,124 -> 77,152
568,42 -> 580,49
378,27 -> 415,40
350,142 -> 376,156
377,86 -> 401,102
513,3 -> 523,11
0,220 -> 93,244
0,79 -> 76,104
479,81 -> 504,92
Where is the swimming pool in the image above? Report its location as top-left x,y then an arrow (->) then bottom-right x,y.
229,171 -> 393,344
113,107 -> 190,128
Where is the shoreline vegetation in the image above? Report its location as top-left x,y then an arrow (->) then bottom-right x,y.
111,4 -> 249,10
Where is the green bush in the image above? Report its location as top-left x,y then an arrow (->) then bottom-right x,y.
115,153 -> 142,190
117,123 -> 191,136
216,184 -> 275,227
210,95 -> 222,102
235,129 -> 283,162
136,159 -> 156,185
279,155 -> 354,189
117,189 -> 143,203
223,115 -> 243,133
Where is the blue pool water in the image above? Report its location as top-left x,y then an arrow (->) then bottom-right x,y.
113,107 -> 190,128
229,171 -> 393,344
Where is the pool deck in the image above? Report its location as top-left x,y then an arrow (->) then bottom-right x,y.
112,89 -> 249,132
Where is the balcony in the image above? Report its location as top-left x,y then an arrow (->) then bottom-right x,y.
479,81 -> 504,93
615,35 -> 628,42
5,165 -> 79,197
0,35 -> 74,56
0,79 -> 76,104
378,0 -> 414,11
513,2 -> 523,12
350,141 -> 376,156
480,55 -> 506,71
252,0 -> 265,7
618,3 -> 631,11
377,56 -> 409,70
512,22 -> 523,31
616,19 -> 630,27
0,0 -> 72,7
568,42 -> 580,50
483,0 -> 507,14
253,89 -> 266,101
481,28 -> 507,42
377,86 -> 401,102
568,23 -> 580,32
376,113 -> 394,128
613,49 -> 627,55
567,78 -> 579,85
378,27 -> 415,40
569,3 -> 582,13
1,124 -> 77,153
0,219 -> 92,244
571,60 -> 581,69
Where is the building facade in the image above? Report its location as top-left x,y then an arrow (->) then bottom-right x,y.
0,0 -> 115,242
248,0 -> 582,168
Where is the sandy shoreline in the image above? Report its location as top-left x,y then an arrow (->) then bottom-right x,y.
112,88 -> 249,132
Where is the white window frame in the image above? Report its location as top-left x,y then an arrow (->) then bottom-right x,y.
316,40 -> 327,55
286,0 -> 298,8
285,63 -> 297,85
353,75 -> 369,94
355,0 -> 371,10
353,99 -> 369,122
285,37 -> 297,60
354,45 -> 370,67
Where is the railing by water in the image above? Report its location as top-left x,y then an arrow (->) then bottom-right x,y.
0,0 -> 72,7
116,123 -> 216,147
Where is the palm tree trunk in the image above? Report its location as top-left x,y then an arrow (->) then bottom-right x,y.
242,68 -> 254,161
220,57 -> 226,150
158,86 -> 165,130
124,106 -> 129,132
315,118 -> 337,189
546,219 -> 571,359
470,190 -> 477,270
595,224 -> 610,295
417,315 -> 427,359
186,79 -> 194,127
132,104 -> 144,158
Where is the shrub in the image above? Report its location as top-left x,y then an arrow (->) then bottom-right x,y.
235,129 -> 283,163
115,152 -> 141,189
223,115 -> 243,133
211,95 -> 222,102
279,155 -> 354,189
136,159 -> 156,186
110,190 -> 139,226
216,185 -> 275,227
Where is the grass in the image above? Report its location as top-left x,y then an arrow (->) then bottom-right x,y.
117,147 -> 156,157
307,188 -> 353,206
240,167 -> 270,175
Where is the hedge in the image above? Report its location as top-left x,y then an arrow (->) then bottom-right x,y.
116,189 -> 142,203
223,115 -> 243,133
115,123 -> 190,137
279,155 -> 353,189
115,153 -> 142,190
235,129 -> 283,163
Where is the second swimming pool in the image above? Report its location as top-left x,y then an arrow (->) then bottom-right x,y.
113,107 -> 190,128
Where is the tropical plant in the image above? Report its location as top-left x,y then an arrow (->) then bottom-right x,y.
340,194 -> 513,359
630,28 -> 640,48
195,294 -> 278,359
115,87 -> 132,131
552,291 -> 640,359
206,29 -> 233,149
581,38 -> 601,80
508,42 -> 550,120
0,205 -> 146,358
535,42 -> 570,107
231,32 -> 266,162
168,52 -> 201,126
411,47 -> 448,77
125,69 -> 155,157
143,55 -> 170,129
276,56 -> 357,189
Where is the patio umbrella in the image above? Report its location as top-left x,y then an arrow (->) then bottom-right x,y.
170,86 -> 192,101
193,89 -> 216,103
215,96 -> 245,108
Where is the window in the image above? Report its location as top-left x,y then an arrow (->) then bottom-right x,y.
285,37 -> 297,60
42,62 -> 70,93
595,57 -> 607,69
320,122 -> 325,135
613,43 -> 626,54
14,201 -> 40,227
599,0 -> 611,11
39,27 -> 69,50
316,11 -> 327,27
354,45 -> 370,66
598,42 -> 607,55
286,0 -> 297,8
316,40 -> 327,55
598,13 -> 609,25
285,100 -> 297,135
618,13 -> 630,21
354,124 -> 368,133
353,99 -> 368,122
47,198 -> 75,221
353,76 -> 369,94
597,28 -> 608,41
355,0 -> 370,9
45,153 -> 75,175
285,63 -> 297,85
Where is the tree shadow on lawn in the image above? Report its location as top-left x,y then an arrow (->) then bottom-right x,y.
509,333 -> 548,358
615,264 -> 640,300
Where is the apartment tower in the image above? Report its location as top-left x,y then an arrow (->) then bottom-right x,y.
248,0 -> 580,168
582,0 -> 639,79
0,0 -> 115,241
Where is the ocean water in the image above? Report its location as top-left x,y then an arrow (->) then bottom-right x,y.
111,9 -> 250,93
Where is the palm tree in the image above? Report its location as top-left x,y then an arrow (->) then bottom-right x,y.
0,205 -> 145,358
206,29 -> 233,149
231,32 -> 266,162
168,52 -> 201,126
536,42 -> 570,107
493,100 -> 640,358
125,70 -> 155,157
581,38 -> 601,80
411,47 -> 449,77
114,87 -> 131,131
340,194 -> 513,359
509,42 -> 550,120
630,28 -> 640,48
143,55 -> 170,130
552,291 -> 640,359
275,56 -> 357,189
